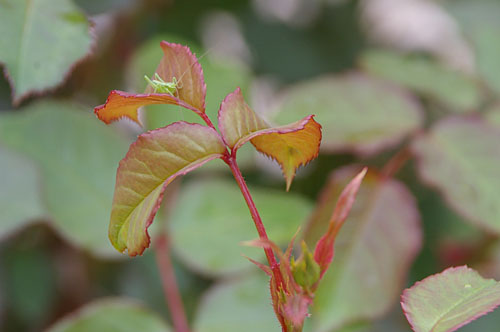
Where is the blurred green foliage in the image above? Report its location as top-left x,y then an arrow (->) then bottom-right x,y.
1,0 -> 500,331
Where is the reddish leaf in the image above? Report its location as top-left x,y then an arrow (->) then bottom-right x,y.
313,167 -> 367,275
150,41 -> 207,112
109,122 -> 226,256
95,42 -> 206,125
95,91 -> 180,125
305,167 -> 422,331
218,88 -> 321,190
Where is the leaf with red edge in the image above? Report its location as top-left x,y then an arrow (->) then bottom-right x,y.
402,266 -> 500,332
110,122 -> 225,256
95,42 -> 206,125
313,167 -> 367,276
218,88 -> 321,190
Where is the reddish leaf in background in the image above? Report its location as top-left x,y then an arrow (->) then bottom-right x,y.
313,167 -> 367,276
95,42 -> 207,125
109,122 -> 226,256
218,88 -> 322,190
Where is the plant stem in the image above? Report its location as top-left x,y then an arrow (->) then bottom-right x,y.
154,233 -> 190,332
226,155 -> 287,293
381,145 -> 411,179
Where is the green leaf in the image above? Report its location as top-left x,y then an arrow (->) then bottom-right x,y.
169,177 -> 313,276
402,266 -> 500,332
3,248 -> 56,326
126,35 -> 253,130
0,147 -> 45,238
110,122 -> 226,256
0,100 -> 129,258
193,273 -> 280,332
485,103 -> 500,129
273,74 -> 423,156
412,116 -> 500,234
304,167 -> 422,331
447,0 -> 500,95
360,50 -> 482,112
0,0 -> 93,104
47,298 -> 171,332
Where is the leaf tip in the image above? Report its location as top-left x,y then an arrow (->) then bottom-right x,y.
94,90 -> 143,126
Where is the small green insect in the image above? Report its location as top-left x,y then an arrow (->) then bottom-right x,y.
144,73 -> 182,95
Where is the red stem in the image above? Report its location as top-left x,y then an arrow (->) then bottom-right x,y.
226,155 -> 287,294
155,233 -> 190,332
381,146 -> 411,180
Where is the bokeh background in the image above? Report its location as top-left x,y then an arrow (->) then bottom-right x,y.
1,0 -> 500,331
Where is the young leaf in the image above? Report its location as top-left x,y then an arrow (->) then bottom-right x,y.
218,88 -> 321,190
127,35 -> 252,131
110,122 -> 226,256
306,167 -> 422,331
402,266 -> 500,332
95,42 -> 206,125
412,116 -> 500,234
150,41 -> 207,112
313,167 -> 367,275
0,0 -> 93,105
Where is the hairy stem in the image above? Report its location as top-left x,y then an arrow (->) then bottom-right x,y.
226,155 -> 287,293
155,233 -> 190,332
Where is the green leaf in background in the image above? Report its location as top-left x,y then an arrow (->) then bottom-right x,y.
2,248 -> 56,329
126,35 -> 253,130
402,266 -> 500,332
447,0 -> 500,95
305,167 -> 422,331
412,116 -> 500,234
0,0 -> 93,104
169,177 -> 313,276
0,100 -> 129,258
485,103 -> 500,129
193,273 -> 280,332
0,147 -> 45,239
360,50 -> 482,113
273,74 -> 423,156
47,298 -> 171,332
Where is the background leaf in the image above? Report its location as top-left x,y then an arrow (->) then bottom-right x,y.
412,116 -> 500,234
447,0 -> 500,95
0,0 -> 93,104
360,50 -> 482,113
486,103 -> 500,128
169,177 -> 313,276
402,266 -> 500,332
47,298 -> 171,332
273,74 -> 423,155
193,273 -> 280,332
305,167 -> 422,331
0,147 -> 45,239
0,100 -> 128,258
